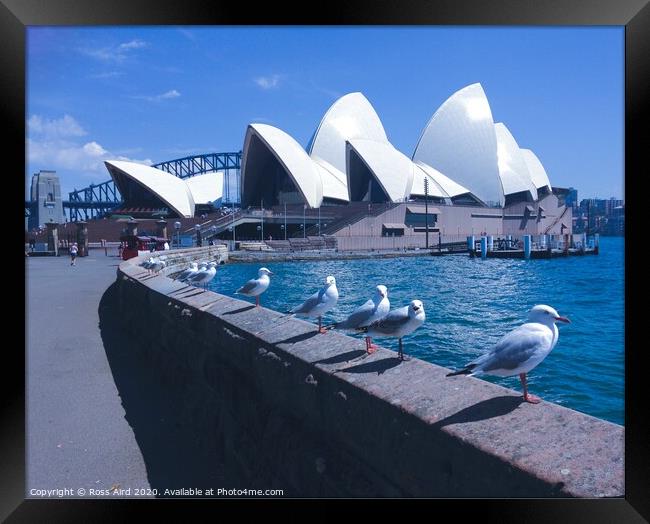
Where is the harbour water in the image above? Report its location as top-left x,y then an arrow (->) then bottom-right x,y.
209,236 -> 624,426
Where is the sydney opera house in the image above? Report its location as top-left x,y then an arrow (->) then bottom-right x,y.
105,83 -> 571,247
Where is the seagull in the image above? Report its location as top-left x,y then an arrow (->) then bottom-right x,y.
446,304 -> 571,404
235,267 -> 273,307
361,300 -> 425,361
181,261 -> 207,281
149,259 -> 166,274
326,285 -> 389,353
175,262 -> 198,282
289,275 -> 339,333
187,261 -> 217,289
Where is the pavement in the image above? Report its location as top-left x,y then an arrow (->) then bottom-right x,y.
26,249 -> 226,500
26,250 -> 153,497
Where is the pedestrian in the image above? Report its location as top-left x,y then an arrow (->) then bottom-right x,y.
70,243 -> 78,266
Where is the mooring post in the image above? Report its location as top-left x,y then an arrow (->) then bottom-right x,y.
487,235 -> 493,252
480,236 -> 488,259
524,235 -> 532,259
467,235 -> 475,254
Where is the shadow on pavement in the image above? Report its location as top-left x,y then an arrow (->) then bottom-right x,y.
98,282 -> 228,495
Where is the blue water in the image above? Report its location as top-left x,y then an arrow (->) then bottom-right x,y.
208,237 -> 624,426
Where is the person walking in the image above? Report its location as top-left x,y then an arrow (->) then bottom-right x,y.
70,243 -> 78,266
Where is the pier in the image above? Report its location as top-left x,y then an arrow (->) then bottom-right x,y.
468,233 -> 600,259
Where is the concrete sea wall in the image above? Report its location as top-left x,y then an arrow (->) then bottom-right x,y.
114,247 -> 623,497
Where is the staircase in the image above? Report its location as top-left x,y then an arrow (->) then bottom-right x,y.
544,206 -> 570,234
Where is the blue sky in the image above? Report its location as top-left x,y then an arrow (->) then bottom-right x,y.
26,26 -> 624,201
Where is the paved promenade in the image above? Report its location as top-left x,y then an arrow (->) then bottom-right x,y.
26,252 -> 151,496
26,251 -> 224,499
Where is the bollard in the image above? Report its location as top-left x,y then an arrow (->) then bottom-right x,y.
467,235 -> 475,253
524,235 -> 532,259
487,235 -> 494,252
46,222 -> 59,256
506,234 -> 512,249
481,236 -> 488,259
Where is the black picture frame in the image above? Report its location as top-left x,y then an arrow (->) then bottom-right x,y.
7,0 -> 646,521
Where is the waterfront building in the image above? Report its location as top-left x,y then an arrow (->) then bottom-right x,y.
28,170 -> 65,230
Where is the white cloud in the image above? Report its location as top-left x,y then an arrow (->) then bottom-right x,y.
132,89 -> 181,102
119,39 -> 147,50
79,39 -> 149,63
159,89 -> 180,99
83,141 -> 108,157
177,29 -> 197,42
27,114 -> 152,179
254,74 -> 281,90
28,114 -> 87,138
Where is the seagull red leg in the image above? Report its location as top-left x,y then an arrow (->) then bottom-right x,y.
519,373 -> 541,404
318,316 -> 327,334
255,296 -> 260,307
365,336 -> 377,354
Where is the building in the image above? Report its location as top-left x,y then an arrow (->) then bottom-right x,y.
28,170 -> 65,230
238,83 -> 571,241
103,160 -> 223,218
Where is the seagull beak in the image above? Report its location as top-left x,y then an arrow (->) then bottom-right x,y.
268,271 -> 274,275
555,316 -> 571,323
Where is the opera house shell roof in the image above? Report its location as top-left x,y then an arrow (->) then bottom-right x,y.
240,83 -> 554,209
104,160 -> 223,218
102,83 -> 551,214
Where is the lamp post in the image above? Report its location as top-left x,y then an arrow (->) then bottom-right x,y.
260,198 -> 264,241
257,224 -> 262,241
424,177 -> 430,249
303,204 -> 306,239
195,223 -> 202,247
284,202 -> 287,240
318,206 -> 321,236
174,221 -> 181,248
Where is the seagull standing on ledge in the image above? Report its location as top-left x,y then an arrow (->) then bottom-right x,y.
361,299 -> 425,360
326,285 -> 389,353
446,304 -> 571,404
175,262 -> 198,282
187,261 -> 217,289
289,275 -> 339,333
235,267 -> 274,306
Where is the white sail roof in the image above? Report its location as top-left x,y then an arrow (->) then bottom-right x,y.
308,92 -> 389,176
185,171 -> 223,204
242,123 -> 323,208
346,139 -> 414,202
413,83 -> 504,206
520,148 -> 552,192
494,123 -> 538,200
104,160 -> 195,217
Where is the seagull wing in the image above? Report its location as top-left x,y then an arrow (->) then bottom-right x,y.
473,324 -> 552,373
236,278 -> 259,295
291,288 -> 324,315
336,299 -> 375,329
366,306 -> 409,335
